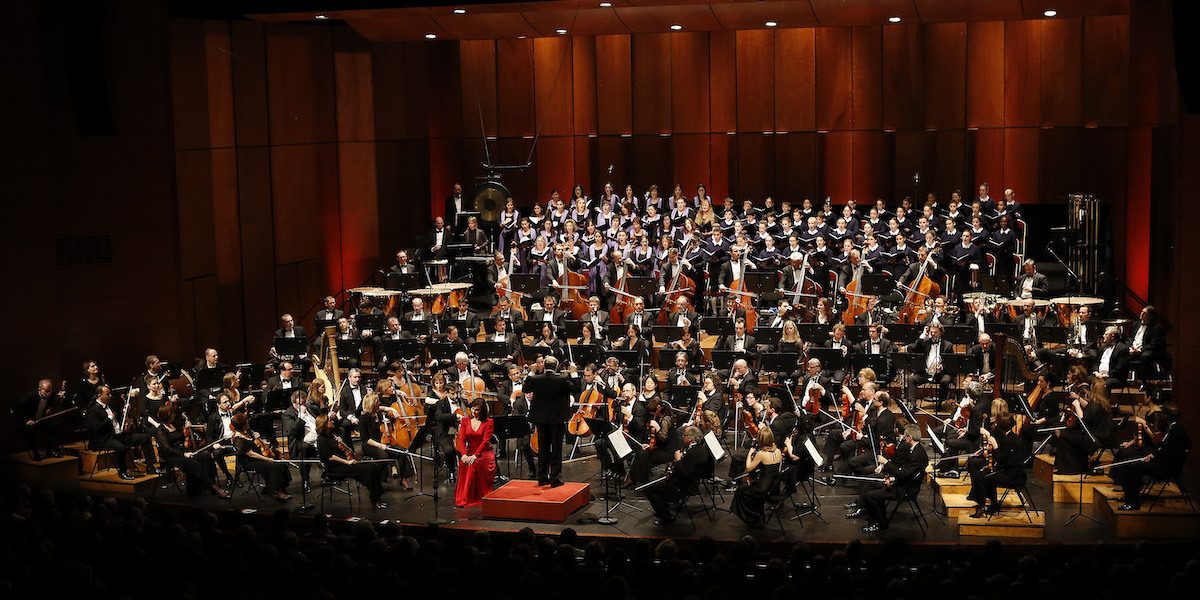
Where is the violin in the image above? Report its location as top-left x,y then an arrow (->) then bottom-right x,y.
880,435 -> 897,459
253,433 -> 280,459
335,434 -> 356,461
646,400 -> 669,451
804,385 -> 822,415
953,403 -> 970,428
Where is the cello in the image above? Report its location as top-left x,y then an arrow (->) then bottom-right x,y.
658,255 -> 695,326
567,383 -> 603,437
720,256 -> 759,332
607,255 -> 639,325
495,251 -> 531,320
841,254 -> 873,325
896,253 -> 940,324
558,263 -> 592,320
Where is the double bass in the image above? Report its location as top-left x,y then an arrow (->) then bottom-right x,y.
657,257 -> 695,326
557,255 -> 592,320
608,256 -> 639,325
721,256 -> 759,332
841,255 -> 873,325
896,254 -> 941,324
786,252 -> 821,320
495,251 -> 531,320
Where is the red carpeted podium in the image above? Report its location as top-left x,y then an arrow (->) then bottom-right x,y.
482,480 -> 592,522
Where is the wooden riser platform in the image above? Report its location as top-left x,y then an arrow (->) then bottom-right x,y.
1091,485 -> 1199,538
939,492 -> 1026,519
63,441 -> 117,474
1033,455 -> 1114,502
4,453 -> 80,484
958,512 -> 1046,538
80,469 -> 161,494
482,480 -> 591,522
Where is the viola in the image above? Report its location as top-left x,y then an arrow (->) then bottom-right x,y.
804,385 -> 822,415
646,400 -> 668,450
254,433 -> 280,459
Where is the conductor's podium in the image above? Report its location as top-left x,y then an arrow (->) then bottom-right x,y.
482,480 -> 591,522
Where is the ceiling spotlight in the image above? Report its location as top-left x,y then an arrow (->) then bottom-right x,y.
518,35 -> 527,39
1043,9 -> 1057,18
764,21 -> 777,27
314,14 -> 328,20
888,16 -> 901,23
556,28 -> 568,35
670,23 -> 683,31
600,2 -> 612,6
425,33 -> 437,39
453,8 -> 466,14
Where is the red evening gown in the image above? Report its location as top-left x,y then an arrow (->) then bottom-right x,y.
454,417 -> 496,507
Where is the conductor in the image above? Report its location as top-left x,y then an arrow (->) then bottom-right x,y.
525,356 -> 580,487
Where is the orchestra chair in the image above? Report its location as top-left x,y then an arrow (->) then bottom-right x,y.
1015,219 -> 1027,259
1142,447 -> 1195,512
317,461 -> 361,514
668,478 -> 711,527
231,455 -> 264,502
884,481 -> 930,536
152,464 -> 187,498
989,471 -> 1038,523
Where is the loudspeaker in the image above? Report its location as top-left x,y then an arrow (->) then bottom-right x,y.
1174,0 -> 1200,114
63,1 -> 116,136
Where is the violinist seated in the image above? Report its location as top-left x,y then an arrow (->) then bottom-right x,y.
530,294 -> 567,339
230,412 -> 292,502
820,384 -> 893,478
431,381 -> 464,482
1093,326 -> 1132,391
84,385 -> 162,480
730,428 -> 786,529
781,411 -> 818,495
530,322 -> 565,362
316,412 -> 390,509
281,389 -> 320,492
663,352 -> 699,406
965,414 -> 1029,517
478,316 -> 524,384
13,378 -> 67,460
1054,374 -> 1114,475
1110,400 -> 1189,511
498,365 -> 537,476
153,403 -> 226,497
721,318 -> 760,364
845,424 -> 929,533
358,387 -> 414,490
798,359 -> 833,415
580,296 -> 611,340
822,324 -> 855,383
724,359 -> 759,399
644,426 -> 713,526
667,325 -> 705,372
901,323 -> 955,408
728,396 -> 795,482
686,372 -> 728,430
935,382 -> 989,474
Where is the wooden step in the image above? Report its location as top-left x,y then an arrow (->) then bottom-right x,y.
927,465 -> 971,493
959,511 -> 1046,538
79,468 -> 161,494
4,452 -> 80,484
939,492 -> 1027,519
1052,472 -> 1113,503
1033,454 -> 1055,482
1092,485 -> 1200,538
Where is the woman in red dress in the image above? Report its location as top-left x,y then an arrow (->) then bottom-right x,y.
454,397 -> 496,507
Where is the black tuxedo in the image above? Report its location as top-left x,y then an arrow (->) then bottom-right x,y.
904,337 -> 955,404
722,334 -> 759,361
443,308 -> 479,337
281,402 -> 320,481
968,343 -> 999,381
644,441 -> 713,519
85,401 -> 155,474
1014,272 -> 1050,298
859,441 -> 929,526
525,371 -> 581,484
444,193 -> 466,227
314,309 -> 344,323
265,375 -> 303,395
530,308 -> 567,337
403,309 -> 433,322
1094,341 -> 1132,388
854,336 -> 894,356
663,368 -> 699,406
581,310 -> 611,338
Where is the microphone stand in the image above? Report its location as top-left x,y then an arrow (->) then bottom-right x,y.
1063,404 -> 1101,527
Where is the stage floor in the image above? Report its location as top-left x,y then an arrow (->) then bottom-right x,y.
29,439 -> 1194,549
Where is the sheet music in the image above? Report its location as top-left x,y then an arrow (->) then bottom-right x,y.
804,437 -> 823,467
927,425 -> 946,454
704,430 -> 725,461
609,429 -> 633,459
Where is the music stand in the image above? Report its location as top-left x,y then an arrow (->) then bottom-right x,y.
844,325 -> 871,344
853,354 -> 890,380
624,277 -> 657,298
314,319 -> 335,334
754,326 -> 782,347
235,363 -> 268,387
438,318 -> 468,337
985,322 -> 1020,339
606,324 -> 628,340
521,345 -> 553,363
702,317 -> 734,336
472,341 -> 510,363
941,325 -> 977,347
861,274 -> 893,296
605,350 -> 641,370
709,350 -> 744,372
584,417 -> 636,522
570,344 -> 601,368
491,415 -> 529,482
262,389 -> 292,414
886,323 -> 923,345
356,313 -> 386,333
383,339 -> 424,361
337,339 -> 364,362
650,326 -> 680,344
760,352 -> 800,377
743,272 -> 775,295
400,321 -> 431,338
805,348 -> 845,375
1035,325 -> 1068,345
427,343 -> 458,365
509,274 -> 541,297
939,353 -> 975,377
563,320 -> 583,339
454,211 -> 480,230
386,272 -> 422,292
273,337 -> 310,358
655,348 -> 684,372
795,323 -> 830,346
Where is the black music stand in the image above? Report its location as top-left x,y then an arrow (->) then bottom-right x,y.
853,354 -> 890,381
385,272 -> 422,292
383,339 -> 424,361
472,341 -> 510,363
606,323 -> 628,340
427,343 -> 459,366
605,349 -> 641,372
709,350 -> 744,372
491,415 -> 529,482
760,352 -> 800,379
861,274 -> 893,296
235,363 -> 268,387
1035,325 -> 1068,345
584,417 -> 636,522
805,348 -> 845,376
314,319 -> 335,334
570,344 -> 601,369
702,317 -> 734,336
888,351 -> 926,409
941,325 -> 977,347
754,326 -> 782,347
509,274 -> 541,298
273,337 -> 310,358
985,322 -> 1020,339
795,323 -> 830,346
357,313 -> 386,333
624,276 -> 657,299
844,325 -> 871,344
336,339 -> 364,363
521,345 -> 553,363
262,389 -> 292,414
743,272 -> 775,295
399,321 -> 431,338
650,325 -> 680,344
438,318 -> 468,337
563,320 -> 583,339
887,323 -> 923,345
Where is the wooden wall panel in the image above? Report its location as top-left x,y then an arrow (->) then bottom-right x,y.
425,42 -> 463,139
534,37 -> 574,137
174,150 -> 217,278
735,29 -> 775,133
966,21 -> 1005,128
231,21 -> 269,147
893,131 -> 926,203
535,136 -> 576,202
851,26 -> 882,131
593,136 -> 634,198
774,28 -> 816,133
1083,15 -> 1130,126
632,33 -> 672,134
1039,18 -> 1082,127
777,132 -> 819,204
924,23 -> 967,130
631,135 -> 672,196
670,33 -> 709,134
930,130 -> 967,198
1003,20 -> 1040,127
709,31 -> 736,132
334,28 -> 376,142
735,133 -> 774,201
1003,128 -> 1040,203
428,137 -> 460,220
210,147 -> 245,353
595,35 -> 632,134
972,128 -> 1005,195
815,27 -> 852,131
265,25 -> 336,145
373,43 -> 428,140
1037,128 -> 1082,203
337,142 -> 382,289
852,130 -> 887,203
882,24 -> 924,131
167,20 -> 215,151
271,144 -> 336,265
823,131 -> 853,202
235,146 -> 278,348
460,40 -> 498,139
572,135 -> 593,196
674,134 -> 712,200
375,140 -> 431,257
497,39 -> 536,137
572,37 -> 598,134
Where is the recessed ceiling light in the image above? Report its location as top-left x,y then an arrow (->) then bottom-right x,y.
556,28 -> 568,35
453,8 -> 466,14
888,16 -> 901,23
425,33 -> 437,40
518,35 -> 527,39
1043,9 -> 1057,18
764,21 -> 777,27
314,14 -> 328,20
599,2 -> 612,6
670,23 -> 683,31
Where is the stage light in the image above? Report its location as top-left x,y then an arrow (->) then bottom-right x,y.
425,33 -> 437,40
670,24 -> 683,31
888,16 -> 901,23
765,21 -> 777,27
1044,9 -> 1058,18
454,8 -> 466,14
314,14 -> 328,20
556,28 -> 568,35
600,2 -> 612,6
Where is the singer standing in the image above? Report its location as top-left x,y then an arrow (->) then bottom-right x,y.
525,356 -> 580,487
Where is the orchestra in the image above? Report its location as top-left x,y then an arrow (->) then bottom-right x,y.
11,185 -> 1180,538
